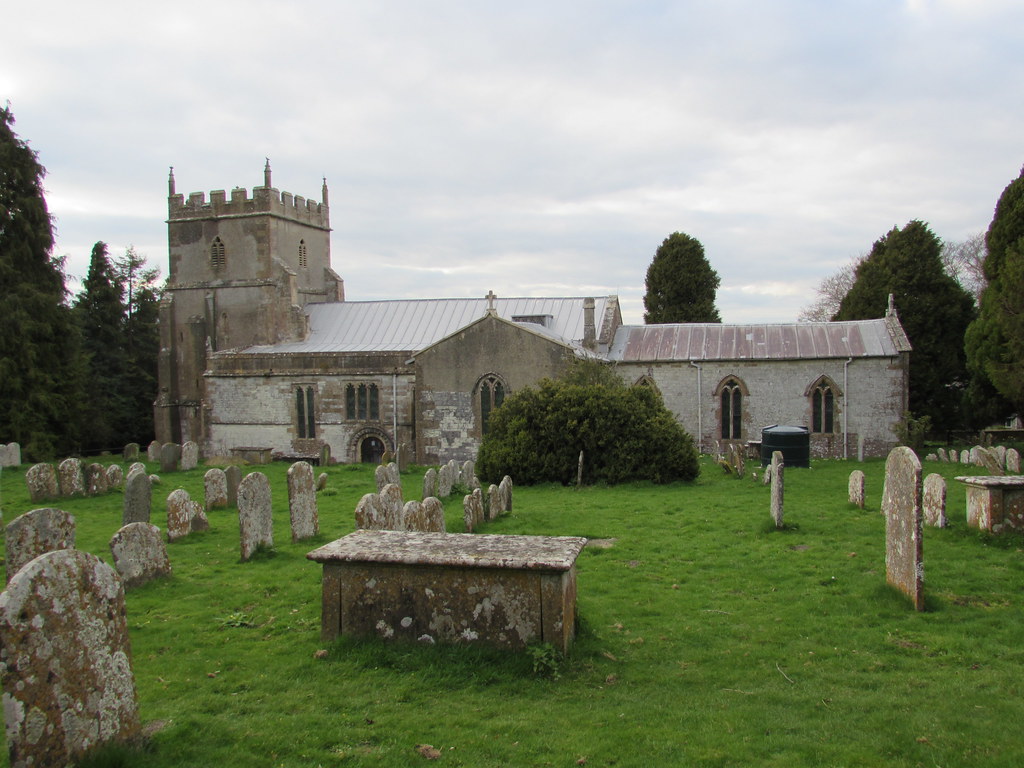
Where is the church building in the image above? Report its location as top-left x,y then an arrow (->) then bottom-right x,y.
155,167 -> 910,465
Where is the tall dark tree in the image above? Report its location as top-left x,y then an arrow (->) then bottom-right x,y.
115,246 -> 161,444
73,241 -> 130,451
0,106 -> 81,459
966,166 -> 1024,413
643,232 -> 721,323
834,220 -> 976,428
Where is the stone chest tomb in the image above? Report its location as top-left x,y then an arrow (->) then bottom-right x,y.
307,530 -> 587,653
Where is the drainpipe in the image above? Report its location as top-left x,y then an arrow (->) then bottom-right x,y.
843,357 -> 853,460
392,372 -> 399,470
690,360 -> 703,453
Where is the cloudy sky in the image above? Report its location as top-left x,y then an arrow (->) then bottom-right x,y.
3,0 -> 1022,324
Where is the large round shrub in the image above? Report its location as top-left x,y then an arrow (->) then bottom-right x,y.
476,363 -> 699,485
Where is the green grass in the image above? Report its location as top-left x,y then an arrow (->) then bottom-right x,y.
2,456 -> 1023,767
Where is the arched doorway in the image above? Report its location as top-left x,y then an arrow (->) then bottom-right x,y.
360,436 -> 386,464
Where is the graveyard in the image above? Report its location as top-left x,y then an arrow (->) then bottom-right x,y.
2,453 -> 1024,767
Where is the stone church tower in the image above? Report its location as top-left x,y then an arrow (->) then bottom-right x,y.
154,163 -> 344,444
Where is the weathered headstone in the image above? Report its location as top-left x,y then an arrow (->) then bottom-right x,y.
25,463 -> 59,503
109,522 -> 172,589
86,463 -> 109,495
127,461 -> 147,478
204,468 -> 228,510
936,447 -> 948,463
105,463 -> 124,488
316,472 -> 328,491
225,464 -> 242,507
0,549 -> 141,768
374,464 -> 389,493
848,469 -> 865,509
882,446 -> 924,611
180,440 -> 199,471
422,468 -> 437,500
959,449 -> 970,464
924,453 -> 938,462
463,491 -> 484,533
166,489 -> 198,542
499,475 -> 514,512
405,498 -> 446,532
385,461 -> 400,488
5,507 -> 76,584
147,439 -> 161,462
123,442 -> 140,462
422,497 -> 446,532
770,450 -> 785,528
122,470 -> 152,526
160,442 -> 181,473
923,473 -> 947,528
762,463 -> 772,486
1007,448 -> 1021,474
58,457 -> 85,497
977,447 -> 1004,475
487,484 -> 501,522
437,463 -> 453,498
379,483 -> 404,528
970,445 -> 985,467
0,442 -> 21,467
461,459 -> 475,486
287,461 -> 319,542
237,472 -> 273,560
319,443 -> 331,467
994,445 -> 1008,468
355,492 -> 386,530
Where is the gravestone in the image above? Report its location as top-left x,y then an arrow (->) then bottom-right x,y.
499,475 -> 514,513
58,457 -> 85,497
147,439 -> 161,461
0,442 -> 21,467
379,483 -> 404,528
225,464 -> 242,507
109,522 -> 172,589
123,442 -> 140,462
422,468 -> 437,500
355,492 -> 386,530
204,468 -> 228,510
970,445 -> 985,466
770,450 -> 785,528
463,491 -> 484,533
319,443 -> 331,467
936,447 -> 948,463
977,447 -> 1004,475
316,472 -> 328,491
85,463 -> 109,496
882,446 -> 924,611
122,470 -> 152,526
386,461 -> 401,488
422,497 -> 446,532
437,464 -> 453,498
180,440 -> 199,471
461,460 -> 475,486
924,453 -> 938,462
287,461 -> 319,542
959,449 -> 970,464
25,463 -> 59,503
166,489 -> 198,542
0,549 -> 141,768
1007,448 -> 1021,474
994,445 -> 1007,467
848,469 -> 865,509
762,463 -> 772,486
237,472 -> 273,560
5,507 -> 76,584
159,442 -> 181,473
374,464 -> 389,493
487,484 -> 501,521
127,461 -> 147,477
105,464 -> 124,488
923,473 -> 947,528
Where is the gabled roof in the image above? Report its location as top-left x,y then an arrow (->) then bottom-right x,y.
238,296 -> 614,354
607,318 -> 911,362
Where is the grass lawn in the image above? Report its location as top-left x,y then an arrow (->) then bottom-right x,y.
1,454 -> 1023,767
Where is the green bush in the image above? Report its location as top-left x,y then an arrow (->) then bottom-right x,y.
476,361 -> 700,485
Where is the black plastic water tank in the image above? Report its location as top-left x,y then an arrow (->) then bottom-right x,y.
760,425 -> 810,468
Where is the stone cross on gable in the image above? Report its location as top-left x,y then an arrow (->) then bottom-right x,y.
486,290 -> 497,313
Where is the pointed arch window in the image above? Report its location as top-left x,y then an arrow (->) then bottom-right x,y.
210,237 -> 226,271
298,239 -> 308,269
809,378 -> 838,434
719,378 -> 743,440
296,386 -> 316,438
478,374 -> 506,435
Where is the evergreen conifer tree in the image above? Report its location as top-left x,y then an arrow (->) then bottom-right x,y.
643,232 -> 721,323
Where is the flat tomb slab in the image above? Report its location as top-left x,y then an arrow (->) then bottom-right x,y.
307,530 -> 587,652
956,475 -> 1024,533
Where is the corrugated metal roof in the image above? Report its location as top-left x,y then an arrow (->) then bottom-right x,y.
240,296 -> 610,354
607,319 -> 909,362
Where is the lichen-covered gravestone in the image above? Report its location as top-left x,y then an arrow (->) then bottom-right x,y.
86,463 -> 109,495
160,442 -> 181,473
316,472 -> 328,491
421,497 -> 446,532
463,491 -> 484,532
499,475 -> 514,513
147,439 -> 161,462
123,442 -> 140,462
0,442 -> 21,467
487,484 -> 501,522
461,460 -> 475,486
287,461 -> 319,542
848,469 -> 866,509
437,464 -> 453,498
770,451 -> 785,528
225,464 -> 242,507
180,440 -> 199,471
422,468 -> 437,500
105,463 -> 124,489
936,447 -> 948,463
385,461 -> 400,488
25,463 -> 59,503
58,457 -> 85,497
882,446 -> 924,611
1007,448 -> 1022,474
0,549 -> 141,768
374,464 -> 389,493
204,467 -> 228,510
5,507 -> 76,584
237,472 -> 273,560
959,449 -> 970,464
109,522 -> 172,589
166,489 -> 207,541
122,470 -> 152,526
379,483 -> 404,529
923,473 -> 947,528
355,492 -> 386,530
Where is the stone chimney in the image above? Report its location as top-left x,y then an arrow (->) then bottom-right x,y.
583,298 -> 596,349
